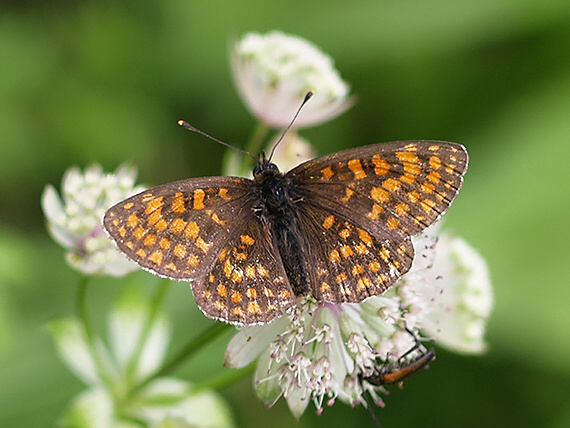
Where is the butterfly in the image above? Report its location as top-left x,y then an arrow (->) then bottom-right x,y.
104,138 -> 468,326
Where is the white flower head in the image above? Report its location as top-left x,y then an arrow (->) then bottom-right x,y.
232,31 -> 355,128
42,163 -> 146,276
418,234 -> 493,354
225,227 -> 493,418
48,288 -> 234,428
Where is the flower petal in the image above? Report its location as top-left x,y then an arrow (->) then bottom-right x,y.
127,378 -> 234,428
254,350 -> 284,405
58,387 -> 115,428
285,385 -> 310,419
232,31 -> 353,128
225,316 -> 288,368
109,288 -> 170,381
47,318 -> 100,385
422,235 -> 493,354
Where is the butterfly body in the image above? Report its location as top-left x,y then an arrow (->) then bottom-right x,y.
253,153 -> 311,297
104,140 -> 468,325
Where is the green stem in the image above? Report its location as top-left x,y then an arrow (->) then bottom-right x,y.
240,121 -> 271,175
125,279 -> 171,386
194,364 -> 256,392
76,276 -> 114,389
133,322 -> 233,392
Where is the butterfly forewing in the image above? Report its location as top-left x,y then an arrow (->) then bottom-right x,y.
288,141 -> 468,237
191,214 -> 296,325
104,176 -> 256,280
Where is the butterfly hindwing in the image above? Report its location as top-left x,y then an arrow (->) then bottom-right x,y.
104,176 -> 257,280
295,200 -> 414,303
190,213 -> 296,325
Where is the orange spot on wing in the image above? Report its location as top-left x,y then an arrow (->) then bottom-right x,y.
371,187 -> 390,203
320,166 -> 334,180
372,154 -> 391,175
323,215 -> 335,230
348,159 -> 367,179
193,189 -> 205,209
172,192 -> 186,213
184,221 -> 200,239
145,197 -> 164,214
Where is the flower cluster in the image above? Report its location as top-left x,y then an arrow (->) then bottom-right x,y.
226,227 -> 492,417
42,30 -> 493,425
42,164 -> 145,276
232,31 -> 354,129
48,287 -> 233,428
226,31 -> 492,416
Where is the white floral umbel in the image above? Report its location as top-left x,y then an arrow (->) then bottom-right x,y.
225,227 -> 493,418
42,164 -> 145,276
232,31 -> 355,129
48,288 -> 234,428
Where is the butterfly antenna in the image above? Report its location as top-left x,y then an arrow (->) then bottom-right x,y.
178,120 -> 257,162
267,90 -> 315,162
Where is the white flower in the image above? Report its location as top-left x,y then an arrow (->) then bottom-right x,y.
232,31 -> 354,128
225,227 -> 493,417
47,288 -> 234,428
42,164 -> 145,276
417,234 -> 493,354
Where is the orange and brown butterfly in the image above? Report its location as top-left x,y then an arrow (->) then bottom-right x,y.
104,133 -> 468,326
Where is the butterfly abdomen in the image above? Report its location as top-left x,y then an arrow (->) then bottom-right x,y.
254,163 -> 311,298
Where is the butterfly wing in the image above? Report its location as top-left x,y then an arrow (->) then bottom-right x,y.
287,140 -> 468,303
293,200 -> 414,303
190,212 -> 296,325
104,176 -> 259,280
104,175 -> 296,325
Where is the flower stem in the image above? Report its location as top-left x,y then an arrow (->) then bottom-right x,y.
76,276 -> 114,389
125,279 -> 171,386
240,121 -> 271,174
134,322 -> 233,392
194,364 -> 255,392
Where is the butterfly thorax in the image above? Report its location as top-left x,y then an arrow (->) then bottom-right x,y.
253,154 -> 289,214
252,153 -> 310,297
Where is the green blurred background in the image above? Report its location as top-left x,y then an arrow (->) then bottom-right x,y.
1,1 -> 569,427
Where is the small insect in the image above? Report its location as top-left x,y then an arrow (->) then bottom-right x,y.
104,92 -> 468,325
360,347 -> 436,428
362,348 -> 436,387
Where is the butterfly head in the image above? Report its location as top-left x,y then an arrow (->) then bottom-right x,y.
253,151 -> 282,184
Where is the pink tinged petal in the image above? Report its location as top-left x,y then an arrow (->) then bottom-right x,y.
265,133 -> 316,173
41,185 -> 65,224
134,316 -> 170,381
46,221 -> 78,249
101,250 -> 141,277
232,31 -> 353,129
317,307 -> 353,378
285,385 -> 311,419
